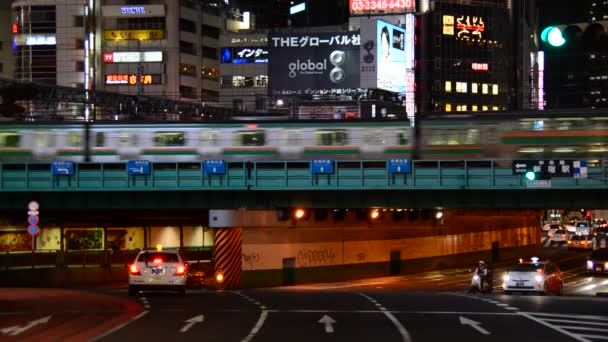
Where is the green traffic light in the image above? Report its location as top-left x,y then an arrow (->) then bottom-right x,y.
525,171 -> 536,181
541,26 -> 565,47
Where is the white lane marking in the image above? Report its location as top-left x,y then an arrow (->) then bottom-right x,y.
1,315 -> 52,336
578,334 -> 608,340
90,310 -> 149,342
180,314 -> 204,333
459,316 -> 491,335
530,312 -> 608,321
241,310 -> 269,342
358,293 -> 412,342
518,312 -> 592,342
560,326 -> 608,333
504,307 -> 519,311
543,318 -> 608,326
318,315 -> 336,333
496,304 -> 509,307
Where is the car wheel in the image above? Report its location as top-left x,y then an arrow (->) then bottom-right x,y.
128,286 -> 137,297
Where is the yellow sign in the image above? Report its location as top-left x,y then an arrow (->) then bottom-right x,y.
104,29 -> 164,40
443,15 -> 454,36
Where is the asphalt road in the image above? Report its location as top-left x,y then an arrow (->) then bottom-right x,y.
2,242 -> 607,342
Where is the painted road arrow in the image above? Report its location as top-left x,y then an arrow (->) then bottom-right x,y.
459,316 -> 490,335
318,314 -> 336,333
180,314 -> 204,333
1,315 -> 52,336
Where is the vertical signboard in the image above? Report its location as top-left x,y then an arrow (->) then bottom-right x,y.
377,20 -> 407,94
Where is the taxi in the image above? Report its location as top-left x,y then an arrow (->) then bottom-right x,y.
503,257 -> 563,295
567,235 -> 594,250
128,246 -> 187,296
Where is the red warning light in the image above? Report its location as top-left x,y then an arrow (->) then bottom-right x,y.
12,23 -> 18,34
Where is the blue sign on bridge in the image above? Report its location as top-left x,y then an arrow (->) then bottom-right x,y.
387,159 -> 411,173
128,160 -> 151,175
311,160 -> 334,174
204,160 -> 226,174
51,161 -> 74,176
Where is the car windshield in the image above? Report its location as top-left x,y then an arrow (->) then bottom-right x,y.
570,235 -> 587,240
576,222 -> 588,227
512,264 -> 543,272
137,252 -> 179,263
590,249 -> 608,259
549,224 -> 561,229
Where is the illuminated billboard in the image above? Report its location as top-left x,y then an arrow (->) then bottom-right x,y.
13,34 -> 56,46
105,74 -> 161,85
376,20 -> 407,93
268,32 -> 360,96
221,47 -> 268,64
102,5 -> 165,17
104,30 -> 164,41
442,15 -> 486,40
350,0 -> 415,15
103,51 -> 163,63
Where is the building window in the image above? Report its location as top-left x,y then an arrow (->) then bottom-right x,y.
255,96 -> 266,110
201,89 -> 219,102
179,18 -> 196,33
201,66 -> 219,80
492,84 -> 499,95
472,83 -> 478,94
180,86 -> 197,99
74,15 -> 84,27
472,105 -> 478,111
75,61 -> 85,72
492,106 -> 499,111
482,105 -> 489,111
233,99 -> 243,111
201,24 -> 220,39
180,63 -> 196,76
445,81 -> 452,92
201,46 -> 217,60
445,103 -> 452,112
456,82 -> 467,93
179,41 -> 195,55
456,105 -> 467,112
482,84 -> 489,94
254,75 -> 268,87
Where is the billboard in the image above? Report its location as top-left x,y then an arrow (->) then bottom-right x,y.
268,32 -> 360,96
376,20 -> 407,93
350,0 -> 415,15
103,51 -> 163,63
221,47 -> 268,64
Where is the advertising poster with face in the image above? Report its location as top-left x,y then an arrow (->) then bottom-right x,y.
376,20 -> 407,93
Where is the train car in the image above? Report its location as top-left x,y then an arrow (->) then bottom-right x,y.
0,114 -> 607,162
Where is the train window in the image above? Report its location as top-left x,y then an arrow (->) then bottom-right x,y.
201,131 -> 220,146
0,132 -> 20,148
35,132 -> 55,147
316,129 -> 349,146
428,129 -> 479,145
397,131 -> 409,145
119,132 -> 138,147
154,132 -> 185,147
235,130 -> 266,146
282,130 -> 301,145
363,130 -> 383,145
68,132 -> 81,147
95,132 -> 105,147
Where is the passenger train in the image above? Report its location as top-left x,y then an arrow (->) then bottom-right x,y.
0,113 -> 608,162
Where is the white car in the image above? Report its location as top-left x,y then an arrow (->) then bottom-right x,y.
548,227 -> 570,244
503,259 -> 563,295
128,249 -> 187,296
543,223 -> 563,232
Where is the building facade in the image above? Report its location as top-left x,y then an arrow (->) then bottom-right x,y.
0,1 -> 14,80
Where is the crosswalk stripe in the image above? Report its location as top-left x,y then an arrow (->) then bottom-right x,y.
543,319 -> 608,326
578,334 -> 608,340
561,326 -> 608,333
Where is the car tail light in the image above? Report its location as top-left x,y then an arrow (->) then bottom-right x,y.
536,269 -> 543,273
562,234 -> 566,238
567,241 -> 572,244
153,258 -> 163,264
549,234 -> 554,237
129,264 -> 141,275
175,264 -> 186,275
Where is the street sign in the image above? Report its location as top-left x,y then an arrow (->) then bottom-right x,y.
512,160 -> 573,178
311,160 -> 334,174
128,160 -> 151,175
27,211 -> 39,216
28,201 -> 39,211
204,160 -> 226,174
387,159 -> 411,173
27,225 -> 39,236
51,160 -> 74,176
28,215 -> 39,225
574,161 -> 588,179
526,180 -> 552,188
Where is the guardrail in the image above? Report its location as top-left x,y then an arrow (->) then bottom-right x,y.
0,247 -> 212,270
0,160 -> 606,191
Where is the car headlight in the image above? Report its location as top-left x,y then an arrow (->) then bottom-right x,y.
587,260 -> 594,269
473,275 -> 480,281
535,275 -> 544,283
605,262 -> 608,269
503,274 -> 509,282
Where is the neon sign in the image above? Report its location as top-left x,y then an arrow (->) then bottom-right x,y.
443,15 -> 486,40
350,0 -> 415,14
105,74 -> 161,85
472,63 -> 488,71
120,6 -> 145,14
103,51 -> 163,63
